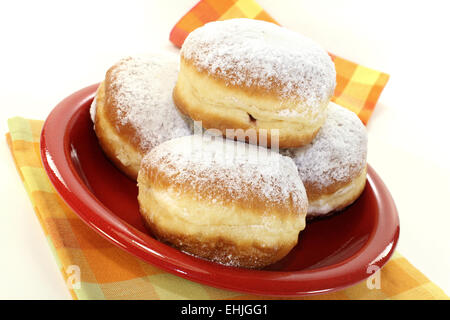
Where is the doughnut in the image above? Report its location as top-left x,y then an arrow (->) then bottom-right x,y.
173,18 -> 336,148
137,134 -> 308,268
283,102 -> 368,219
91,53 -> 192,180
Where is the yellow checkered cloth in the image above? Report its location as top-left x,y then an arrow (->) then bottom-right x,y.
169,0 -> 389,124
6,117 -> 449,300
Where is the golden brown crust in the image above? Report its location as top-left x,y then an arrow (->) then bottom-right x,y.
307,166 -> 367,218
332,179 -> 366,211
138,134 -> 308,218
304,169 -> 356,201
141,212 -> 294,269
93,82 -> 141,180
137,181 -> 303,269
103,62 -> 146,155
173,86 -> 320,148
181,58 -> 326,101
139,164 -> 299,219
173,57 -> 327,148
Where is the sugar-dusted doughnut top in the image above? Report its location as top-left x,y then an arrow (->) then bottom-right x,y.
181,18 -> 336,106
283,102 -> 368,196
102,53 -> 192,152
140,134 -> 308,215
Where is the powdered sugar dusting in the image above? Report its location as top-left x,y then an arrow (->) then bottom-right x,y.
108,53 -> 192,151
143,135 -> 307,212
283,102 -> 368,191
181,18 -> 336,107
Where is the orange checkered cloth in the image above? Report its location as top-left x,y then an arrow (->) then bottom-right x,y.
169,0 -> 389,124
5,118 -> 449,300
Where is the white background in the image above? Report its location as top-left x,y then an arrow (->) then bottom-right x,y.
0,0 -> 449,299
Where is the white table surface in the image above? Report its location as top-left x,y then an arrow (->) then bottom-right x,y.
0,0 -> 449,299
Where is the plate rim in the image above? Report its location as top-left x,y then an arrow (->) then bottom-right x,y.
40,84 -> 400,296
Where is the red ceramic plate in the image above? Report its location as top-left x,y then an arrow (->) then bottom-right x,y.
40,84 -> 400,297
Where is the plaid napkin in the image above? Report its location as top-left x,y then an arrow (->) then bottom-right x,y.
5,117 -> 449,300
169,0 -> 390,124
